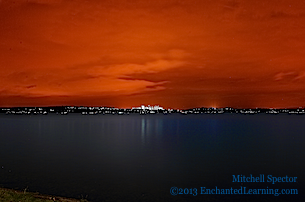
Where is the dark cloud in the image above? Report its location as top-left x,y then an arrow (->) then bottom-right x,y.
26,85 -> 36,89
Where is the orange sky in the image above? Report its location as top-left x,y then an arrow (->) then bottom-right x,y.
1,0 -> 305,109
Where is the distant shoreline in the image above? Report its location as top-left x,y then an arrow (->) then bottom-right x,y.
1,106 -> 305,115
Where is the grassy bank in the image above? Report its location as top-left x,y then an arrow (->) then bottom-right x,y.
0,187 -> 88,202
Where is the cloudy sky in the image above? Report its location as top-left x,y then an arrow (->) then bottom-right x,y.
1,0 -> 305,108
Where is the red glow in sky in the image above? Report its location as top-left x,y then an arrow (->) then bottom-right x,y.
1,0 -> 305,109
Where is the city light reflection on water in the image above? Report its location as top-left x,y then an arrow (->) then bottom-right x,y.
141,117 -> 164,146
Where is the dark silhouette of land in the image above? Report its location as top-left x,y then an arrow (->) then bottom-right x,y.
1,105 -> 304,115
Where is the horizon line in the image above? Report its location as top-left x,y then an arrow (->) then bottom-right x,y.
1,105 -> 305,110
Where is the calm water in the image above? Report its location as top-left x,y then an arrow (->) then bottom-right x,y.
0,114 -> 304,201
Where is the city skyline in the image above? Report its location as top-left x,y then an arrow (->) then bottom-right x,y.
1,0 -> 305,109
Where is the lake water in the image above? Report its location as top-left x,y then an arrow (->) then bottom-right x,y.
0,114 -> 304,201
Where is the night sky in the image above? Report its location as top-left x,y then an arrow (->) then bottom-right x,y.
1,0 -> 305,109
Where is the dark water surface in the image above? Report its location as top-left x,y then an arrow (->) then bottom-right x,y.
0,114 -> 304,201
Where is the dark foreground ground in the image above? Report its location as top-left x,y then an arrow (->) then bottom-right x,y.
0,187 -> 88,202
